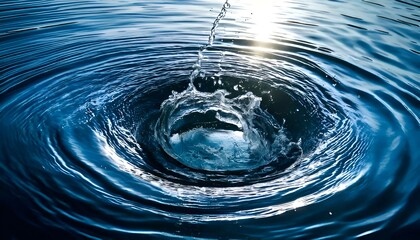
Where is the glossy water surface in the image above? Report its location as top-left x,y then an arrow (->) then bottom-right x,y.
0,0 -> 419,239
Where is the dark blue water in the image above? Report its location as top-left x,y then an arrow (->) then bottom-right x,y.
1,0 -> 419,239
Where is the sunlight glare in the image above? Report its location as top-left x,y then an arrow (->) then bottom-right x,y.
247,0 -> 279,41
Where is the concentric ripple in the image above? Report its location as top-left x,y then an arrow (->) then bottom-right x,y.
0,0 -> 419,239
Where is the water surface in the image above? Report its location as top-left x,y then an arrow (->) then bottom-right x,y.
0,0 -> 419,239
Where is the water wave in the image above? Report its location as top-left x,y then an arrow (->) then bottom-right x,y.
0,0 -> 419,238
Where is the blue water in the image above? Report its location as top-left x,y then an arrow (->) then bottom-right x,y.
0,0 -> 419,239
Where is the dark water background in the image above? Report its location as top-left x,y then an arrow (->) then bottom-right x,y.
0,0 -> 419,239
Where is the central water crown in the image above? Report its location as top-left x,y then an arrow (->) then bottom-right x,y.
156,87 -> 289,171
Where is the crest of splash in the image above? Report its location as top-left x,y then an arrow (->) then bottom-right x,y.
156,0 -> 293,171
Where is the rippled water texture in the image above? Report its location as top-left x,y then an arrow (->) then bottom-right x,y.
1,0 -> 419,239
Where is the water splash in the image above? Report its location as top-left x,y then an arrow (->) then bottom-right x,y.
156,0 -> 301,172
156,88 -> 294,171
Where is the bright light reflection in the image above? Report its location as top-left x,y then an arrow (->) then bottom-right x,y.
246,0 -> 280,41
